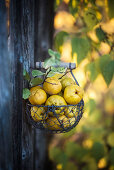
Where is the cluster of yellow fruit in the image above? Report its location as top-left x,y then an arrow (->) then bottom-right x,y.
29,73 -> 84,130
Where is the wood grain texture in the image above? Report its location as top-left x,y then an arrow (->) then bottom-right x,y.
10,0 -> 23,169
21,1 -> 35,170
10,0 -> 35,170
8,0 -> 54,169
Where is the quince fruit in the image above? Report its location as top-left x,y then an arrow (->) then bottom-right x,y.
51,73 -> 66,80
65,106 -> 78,118
64,85 -> 84,104
31,106 -> 47,121
45,115 -> 70,130
29,86 -> 47,105
45,95 -> 67,116
69,117 -> 76,126
61,77 -> 75,90
43,77 -> 62,95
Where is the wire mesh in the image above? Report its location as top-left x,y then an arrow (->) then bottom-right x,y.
26,65 -> 84,133
26,100 -> 84,133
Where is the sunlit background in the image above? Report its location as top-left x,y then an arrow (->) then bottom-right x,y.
49,0 -> 114,169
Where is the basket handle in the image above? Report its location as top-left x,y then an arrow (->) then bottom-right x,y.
36,62 -> 76,69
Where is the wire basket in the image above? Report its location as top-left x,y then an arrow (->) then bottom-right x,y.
26,63 -> 84,133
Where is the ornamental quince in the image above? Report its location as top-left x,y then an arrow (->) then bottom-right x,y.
45,115 -> 70,130
45,95 -> 67,116
31,106 -> 47,121
61,77 -> 75,90
65,106 -> 78,118
64,85 -> 84,105
29,86 -> 47,105
43,77 -> 62,95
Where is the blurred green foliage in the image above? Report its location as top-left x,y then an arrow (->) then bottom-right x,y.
71,37 -> 90,63
90,142 -> 105,162
54,31 -> 68,51
49,0 -> 114,169
96,27 -> 107,42
109,148 -> 114,165
83,8 -> 98,30
85,54 -> 114,85
108,0 -> 114,19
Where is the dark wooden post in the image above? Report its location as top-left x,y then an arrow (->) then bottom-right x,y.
0,0 -> 12,169
10,0 -> 23,169
10,0 -> 35,170
34,0 -> 54,170
21,1 -> 35,170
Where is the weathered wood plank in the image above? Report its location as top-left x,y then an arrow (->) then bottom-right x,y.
0,0 -> 12,169
10,0 -> 23,169
10,0 -> 35,169
21,1 -> 35,170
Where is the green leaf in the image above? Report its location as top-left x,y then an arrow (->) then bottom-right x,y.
48,49 -> 56,58
96,27 -> 106,42
44,57 -> 60,69
55,58 -> 61,65
32,70 -> 44,77
22,88 -> 31,99
101,60 -> 114,86
44,49 -> 61,68
48,49 -> 61,60
96,54 -> 113,85
47,71 -> 56,77
54,51 -> 61,60
30,77 -> 43,87
98,54 -> 111,71
109,148 -> 114,165
72,37 -> 90,64
23,69 -> 30,81
51,67 -> 67,73
54,31 -> 68,51
47,67 -> 67,77
91,142 -> 105,162
85,62 -> 99,82
83,8 -> 98,30
44,56 -> 55,68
